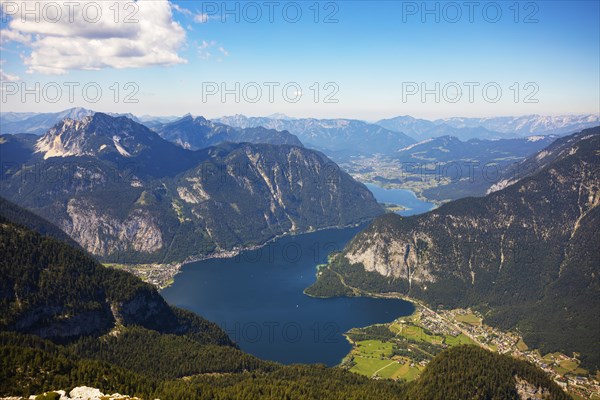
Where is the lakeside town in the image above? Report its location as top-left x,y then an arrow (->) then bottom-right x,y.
343,304 -> 600,399
432,308 -> 599,399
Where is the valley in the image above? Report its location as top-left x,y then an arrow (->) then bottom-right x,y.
1,0 -> 598,397
340,135 -> 560,203
342,304 -> 599,398
0,198 -> 577,399
1,112 -> 598,399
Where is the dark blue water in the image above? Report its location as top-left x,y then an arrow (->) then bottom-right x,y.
161,226 -> 414,366
365,183 -> 436,216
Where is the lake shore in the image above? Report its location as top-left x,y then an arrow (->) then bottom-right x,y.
106,219 -> 373,290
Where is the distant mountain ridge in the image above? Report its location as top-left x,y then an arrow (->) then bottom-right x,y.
156,114 -> 303,150
0,107 -> 95,135
391,134 -> 559,201
0,107 -> 177,135
437,114 -> 600,135
395,134 -> 558,163
377,114 -> 599,140
214,114 -> 416,159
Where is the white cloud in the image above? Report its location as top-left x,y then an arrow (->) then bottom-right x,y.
0,69 -> 20,81
171,5 -> 217,24
0,60 -> 20,81
197,41 -> 228,60
193,12 -> 209,23
193,12 -> 221,23
171,3 -> 192,16
198,40 -> 216,59
0,29 -> 31,44
0,0 -> 186,74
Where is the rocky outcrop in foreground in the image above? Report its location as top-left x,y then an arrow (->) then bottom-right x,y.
1,386 -> 141,400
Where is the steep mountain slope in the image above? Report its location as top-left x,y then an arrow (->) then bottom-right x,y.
214,115 -> 416,159
0,114 -> 383,263
308,127 -> 600,370
156,114 -> 303,150
0,200 -> 569,399
405,345 -> 570,400
488,129 -> 599,193
0,133 -> 38,167
0,213 -> 232,346
0,196 -> 79,247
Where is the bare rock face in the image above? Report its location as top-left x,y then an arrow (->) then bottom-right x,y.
346,229 -> 436,284
62,198 -> 163,257
69,386 -> 141,400
34,114 -> 154,160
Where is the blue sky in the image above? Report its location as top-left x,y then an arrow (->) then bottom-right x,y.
0,0 -> 598,120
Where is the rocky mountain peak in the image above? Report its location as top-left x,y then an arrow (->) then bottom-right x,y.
34,113 -> 160,160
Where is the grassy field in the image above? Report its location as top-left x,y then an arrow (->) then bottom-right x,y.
540,353 -> 589,377
349,340 -> 399,378
454,312 -> 482,326
103,263 -> 127,269
354,340 -> 394,358
516,338 -> 529,351
445,333 -> 476,346
555,358 -> 587,376
390,323 -> 444,344
350,356 -> 398,377
390,321 -> 475,348
349,341 -> 423,381
392,360 -> 423,381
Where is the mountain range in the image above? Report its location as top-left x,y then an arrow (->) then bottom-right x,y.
155,114 -> 303,150
376,114 -> 599,141
396,135 -> 558,163
0,113 -> 382,264
307,127 -> 600,371
0,110 -> 590,398
213,114 -> 416,159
